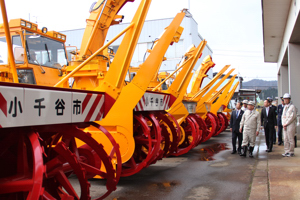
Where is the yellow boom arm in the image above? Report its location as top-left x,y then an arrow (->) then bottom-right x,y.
79,0 -> 134,59
99,10 -> 186,163
190,65 -> 231,102
95,0 -> 151,99
209,74 -> 237,114
195,68 -> 234,114
188,55 -> 215,97
167,41 -> 206,99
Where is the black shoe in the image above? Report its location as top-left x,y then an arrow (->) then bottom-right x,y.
240,146 -> 247,157
249,147 -> 254,158
278,142 -> 282,145
231,150 -> 237,154
238,150 -> 241,155
273,142 -> 276,144
267,149 -> 272,152
265,149 -> 269,152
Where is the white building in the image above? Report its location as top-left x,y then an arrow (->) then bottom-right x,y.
61,16 -> 213,90
262,0 -> 300,132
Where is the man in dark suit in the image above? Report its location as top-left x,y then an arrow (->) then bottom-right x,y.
261,99 -> 277,152
277,97 -> 284,145
267,97 -> 277,144
230,102 -> 244,154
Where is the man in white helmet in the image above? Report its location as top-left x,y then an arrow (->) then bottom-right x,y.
239,101 -> 261,157
241,100 -> 248,112
282,93 -> 297,157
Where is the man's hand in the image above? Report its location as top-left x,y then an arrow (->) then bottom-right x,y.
256,131 -> 259,136
239,128 -> 242,133
230,128 -> 232,132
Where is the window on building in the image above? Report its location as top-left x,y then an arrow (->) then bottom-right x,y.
175,40 -> 184,58
165,39 -> 184,59
132,43 -> 149,62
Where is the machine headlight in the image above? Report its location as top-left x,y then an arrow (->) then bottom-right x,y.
20,20 -> 26,26
42,27 -> 48,34
26,22 -> 32,29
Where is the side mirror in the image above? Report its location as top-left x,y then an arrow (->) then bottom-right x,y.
14,47 -> 24,62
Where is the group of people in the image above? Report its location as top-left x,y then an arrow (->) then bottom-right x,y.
230,93 -> 298,158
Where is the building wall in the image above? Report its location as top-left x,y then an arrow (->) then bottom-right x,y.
271,1 -> 300,133
61,16 -> 213,92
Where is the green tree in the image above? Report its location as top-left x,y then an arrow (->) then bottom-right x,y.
258,87 -> 278,100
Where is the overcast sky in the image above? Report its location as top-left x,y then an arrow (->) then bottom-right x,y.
0,0 -> 277,81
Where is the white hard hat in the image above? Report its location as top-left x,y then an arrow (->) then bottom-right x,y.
283,93 -> 291,99
242,100 -> 248,104
247,101 -> 255,106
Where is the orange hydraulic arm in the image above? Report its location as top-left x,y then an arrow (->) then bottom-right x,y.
95,0 -> 151,100
166,41 -> 206,99
0,0 -> 18,82
224,81 -> 239,108
79,0 -> 134,59
164,41 -> 207,123
194,68 -> 235,115
56,0 -> 149,92
188,55 -> 215,97
96,10 -> 186,163
209,74 -> 237,114
190,65 -> 231,102
223,81 -> 240,115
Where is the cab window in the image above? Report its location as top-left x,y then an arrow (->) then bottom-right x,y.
25,32 -> 68,68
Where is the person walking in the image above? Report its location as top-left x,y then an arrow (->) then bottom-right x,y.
230,102 -> 244,154
282,93 -> 297,157
239,101 -> 261,158
261,99 -> 277,152
241,100 -> 248,112
277,97 -> 284,145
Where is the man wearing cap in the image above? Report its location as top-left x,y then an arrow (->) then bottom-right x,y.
261,99 -> 277,152
282,93 -> 297,157
241,100 -> 248,112
277,97 -> 285,145
239,101 -> 261,157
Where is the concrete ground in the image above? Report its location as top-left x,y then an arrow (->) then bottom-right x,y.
71,130 -> 300,199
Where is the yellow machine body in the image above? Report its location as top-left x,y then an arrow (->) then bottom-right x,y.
0,18 -> 68,85
87,10 -> 186,164
164,41 -> 207,125
190,66 -> 234,117
208,74 -> 237,115
222,81 -> 240,120
187,55 -> 215,98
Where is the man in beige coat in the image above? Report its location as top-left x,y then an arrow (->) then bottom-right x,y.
282,93 -> 297,157
239,101 -> 261,157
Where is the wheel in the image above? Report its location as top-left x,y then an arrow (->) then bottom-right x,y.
215,113 -> 226,136
156,112 -> 180,156
202,112 -> 218,142
121,113 -> 161,177
0,131 -> 44,200
171,116 -> 198,156
39,123 -> 120,200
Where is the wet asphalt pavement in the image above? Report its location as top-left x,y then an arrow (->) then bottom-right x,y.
73,130 -> 267,200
